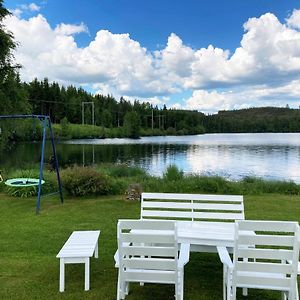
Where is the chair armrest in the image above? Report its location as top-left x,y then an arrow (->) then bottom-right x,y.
114,242 -> 131,268
217,246 -> 233,270
287,260 -> 300,275
178,243 -> 190,268
114,250 -> 119,268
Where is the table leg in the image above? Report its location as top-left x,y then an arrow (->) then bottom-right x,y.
59,258 -> 65,292
85,257 -> 90,291
95,241 -> 98,258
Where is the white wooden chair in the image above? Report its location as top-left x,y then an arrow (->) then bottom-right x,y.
114,219 -> 190,300
217,220 -> 300,300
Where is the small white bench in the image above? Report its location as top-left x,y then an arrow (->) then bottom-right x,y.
56,230 -> 100,292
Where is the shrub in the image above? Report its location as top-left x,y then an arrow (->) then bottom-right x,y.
60,117 -> 70,138
163,165 -> 184,181
61,166 -> 112,196
106,164 -> 147,178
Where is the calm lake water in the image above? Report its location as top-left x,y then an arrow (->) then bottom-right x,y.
1,133 -> 300,183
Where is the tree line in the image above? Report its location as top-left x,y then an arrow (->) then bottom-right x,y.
22,78 -> 206,135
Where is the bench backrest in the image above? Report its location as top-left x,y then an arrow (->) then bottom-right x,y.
141,193 -> 244,222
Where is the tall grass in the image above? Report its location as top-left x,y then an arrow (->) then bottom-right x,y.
2,164 -> 300,198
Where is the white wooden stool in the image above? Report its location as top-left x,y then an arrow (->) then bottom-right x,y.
56,230 -> 100,292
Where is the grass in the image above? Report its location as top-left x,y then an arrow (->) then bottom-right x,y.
0,193 -> 299,300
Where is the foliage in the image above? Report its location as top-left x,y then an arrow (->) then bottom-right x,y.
0,1 -> 31,148
60,116 -> 69,137
205,107 -> 300,133
142,174 -> 300,196
163,164 -> 184,181
61,166 -> 112,196
123,111 -> 141,138
0,0 -> 17,78
3,165 -> 300,197
102,163 -> 147,178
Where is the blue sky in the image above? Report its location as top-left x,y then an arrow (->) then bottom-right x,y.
4,0 -> 300,112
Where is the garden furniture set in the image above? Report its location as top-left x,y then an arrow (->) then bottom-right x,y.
56,192 -> 300,299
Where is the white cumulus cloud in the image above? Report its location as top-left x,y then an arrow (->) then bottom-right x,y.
287,9 -> 300,30
4,9 -> 300,111
55,22 -> 88,36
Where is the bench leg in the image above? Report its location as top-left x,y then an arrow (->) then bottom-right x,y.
59,258 -> 65,292
85,257 -> 90,291
94,241 -> 98,258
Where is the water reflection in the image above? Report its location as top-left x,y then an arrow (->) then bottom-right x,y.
1,133 -> 300,183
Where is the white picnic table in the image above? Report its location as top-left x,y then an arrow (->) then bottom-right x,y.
56,230 -> 100,292
131,221 -> 235,253
177,221 -> 235,251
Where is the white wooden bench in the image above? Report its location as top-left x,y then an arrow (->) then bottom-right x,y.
56,230 -> 100,292
141,193 -> 245,252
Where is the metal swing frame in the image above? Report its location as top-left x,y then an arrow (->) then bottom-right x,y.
0,114 -> 64,213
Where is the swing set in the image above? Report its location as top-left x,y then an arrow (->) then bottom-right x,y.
0,114 -> 63,213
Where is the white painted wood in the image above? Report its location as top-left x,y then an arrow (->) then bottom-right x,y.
178,243 -> 190,268
122,245 -> 175,257
124,270 -> 176,284
94,241 -> 98,258
85,257 -> 90,291
123,258 -> 176,270
140,193 -> 244,255
177,221 -> 235,248
59,258 -> 65,292
142,210 -> 244,220
237,248 -> 294,260
217,246 -> 233,270
115,219 -> 189,300
56,230 -> 100,292
218,220 -> 300,300
142,201 -> 244,211
142,192 -> 243,202
238,234 -> 294,247
141,192 -> 244,224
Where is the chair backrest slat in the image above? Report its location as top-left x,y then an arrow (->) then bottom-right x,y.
236,275 -> 291,290
122,245 -> 176,257
237,248 -> 294,261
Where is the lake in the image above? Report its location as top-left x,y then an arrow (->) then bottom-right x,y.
1,133 -> 300,183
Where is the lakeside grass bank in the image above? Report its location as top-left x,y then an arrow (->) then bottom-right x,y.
0,193 -> 299,300
1,164 -> 300,199
0,121 -> 204,146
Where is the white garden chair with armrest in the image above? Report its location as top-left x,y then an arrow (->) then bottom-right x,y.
217,220 -> 299,300
114,219 -> 190,300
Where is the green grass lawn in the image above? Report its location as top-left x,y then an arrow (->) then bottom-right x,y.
0,193 -> 299,300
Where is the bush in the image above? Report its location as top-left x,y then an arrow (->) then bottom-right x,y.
60,117 -> 70,138
163,165 -> 184,181
61,166 -> 112,196
106,164 -> 147,178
